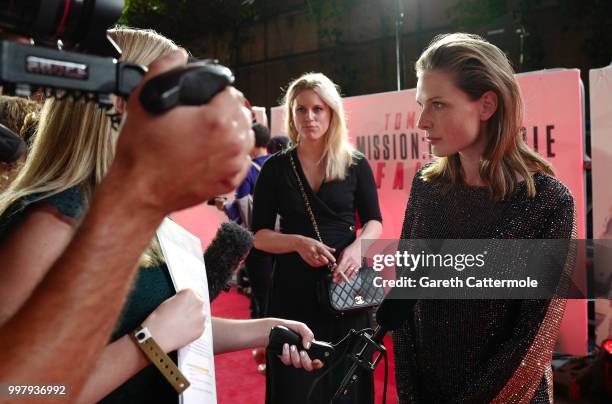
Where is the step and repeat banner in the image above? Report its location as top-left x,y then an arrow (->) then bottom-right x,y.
590,64 -> 612,348
272,69 -> 588,354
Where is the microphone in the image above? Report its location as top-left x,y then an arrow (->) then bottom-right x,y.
372,297 -> 413,339
0,124 -> 25,163
204,221 -> 253,301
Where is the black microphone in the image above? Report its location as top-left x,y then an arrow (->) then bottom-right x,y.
204,222 -> 253,301
372,297 -> 414,339
0,124 -> 25,163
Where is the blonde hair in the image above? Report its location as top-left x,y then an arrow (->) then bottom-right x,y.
283,72 -> 357,181
0,27 -> 178,265
416,33 -> 554,200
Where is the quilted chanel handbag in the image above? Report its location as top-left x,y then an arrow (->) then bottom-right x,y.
289,153 -> 384,315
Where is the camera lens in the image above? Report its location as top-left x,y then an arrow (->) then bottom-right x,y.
0,0 -> 71,42
0,0 -> 123,57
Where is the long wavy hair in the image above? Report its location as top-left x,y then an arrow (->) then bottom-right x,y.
0,27 -> 178,265
416,33 -> 554,200
283,72 -> 358,181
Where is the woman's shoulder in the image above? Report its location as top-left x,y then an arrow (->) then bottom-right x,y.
35,186 -> 86,220
410,162 -> 437,189
532,172 -> 574,208
350,150 -> 368,168
0,186 -> 85,239
416,161 -> 435,176
263,147 -> 294,167
348,151 -> 379,183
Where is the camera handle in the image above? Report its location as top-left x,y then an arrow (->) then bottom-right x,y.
0,41 -> 145,108
0,42 -> 234,114
138,62 -> 234,114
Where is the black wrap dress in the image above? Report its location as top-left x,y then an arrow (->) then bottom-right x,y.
252,148 -> 382,404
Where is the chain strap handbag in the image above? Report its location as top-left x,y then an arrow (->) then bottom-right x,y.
288,152 -> 384,315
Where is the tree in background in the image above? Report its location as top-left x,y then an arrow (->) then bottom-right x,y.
120,0 -> 262,67
448,0 -> 612,72
121,0 -> 366,93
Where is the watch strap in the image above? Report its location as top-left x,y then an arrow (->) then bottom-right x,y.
130,326 -> 191,394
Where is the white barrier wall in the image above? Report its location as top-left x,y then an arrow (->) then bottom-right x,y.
590,65 -> 612,347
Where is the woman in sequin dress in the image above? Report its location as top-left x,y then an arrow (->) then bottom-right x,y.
393,33 -> 575,403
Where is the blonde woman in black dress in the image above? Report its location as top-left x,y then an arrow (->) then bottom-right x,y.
253,72 -> 383,404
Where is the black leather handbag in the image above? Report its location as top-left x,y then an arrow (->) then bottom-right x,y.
289,153 -> 384,315
316,258 -> 384,314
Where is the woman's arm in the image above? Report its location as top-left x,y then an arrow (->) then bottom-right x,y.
359,219 -> 383,240
0,205 -> 76,325
253,229 -> 303,254
211,317 -> 323,371
454,189 -> 576,403
254,229 -> 335,267
334,156 -> 384,281
76,335 -> 148,404
212,317 -> 291,354
334,220 -> 382,282
250,154 -> 335,268
78,312 -> 322,403
334,156 -> 385,281
76,289 -> 205,404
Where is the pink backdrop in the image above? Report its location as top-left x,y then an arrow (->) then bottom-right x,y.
271,69 -> 588,354
171,105 -> 269,249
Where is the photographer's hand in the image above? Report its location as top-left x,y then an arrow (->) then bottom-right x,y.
114,49 -> 254,213
0,49 -> 252,398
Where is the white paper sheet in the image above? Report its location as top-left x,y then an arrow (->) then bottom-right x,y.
156,218 -> 217,404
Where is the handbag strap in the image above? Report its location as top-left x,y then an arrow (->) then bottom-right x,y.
288,152 -> 336,273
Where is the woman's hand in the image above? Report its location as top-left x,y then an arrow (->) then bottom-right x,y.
334,240 -> 361,283
272,319 -> 324,371
213,196 -> 227,211
142,288 -> 206,353
295,235 -> 336,268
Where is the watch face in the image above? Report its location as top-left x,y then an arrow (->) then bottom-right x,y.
134,326 -> 151,342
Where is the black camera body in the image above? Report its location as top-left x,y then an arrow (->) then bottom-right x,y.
0,0 -> 235,162
0,40 -> 145,108
0,0 -> 234,112
0,0 -> 124,57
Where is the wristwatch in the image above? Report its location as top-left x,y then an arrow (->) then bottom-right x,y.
130,326 -> 191,394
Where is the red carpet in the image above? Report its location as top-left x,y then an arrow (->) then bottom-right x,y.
211,288 -> 397,403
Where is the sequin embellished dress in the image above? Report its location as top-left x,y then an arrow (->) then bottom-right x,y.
392,166 -> 575,403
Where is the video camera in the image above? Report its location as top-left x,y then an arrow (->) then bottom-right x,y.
0,0 -> 234,111
0,0 -> 236,162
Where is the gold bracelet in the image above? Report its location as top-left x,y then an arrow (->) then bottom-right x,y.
130,326 -> 191,394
